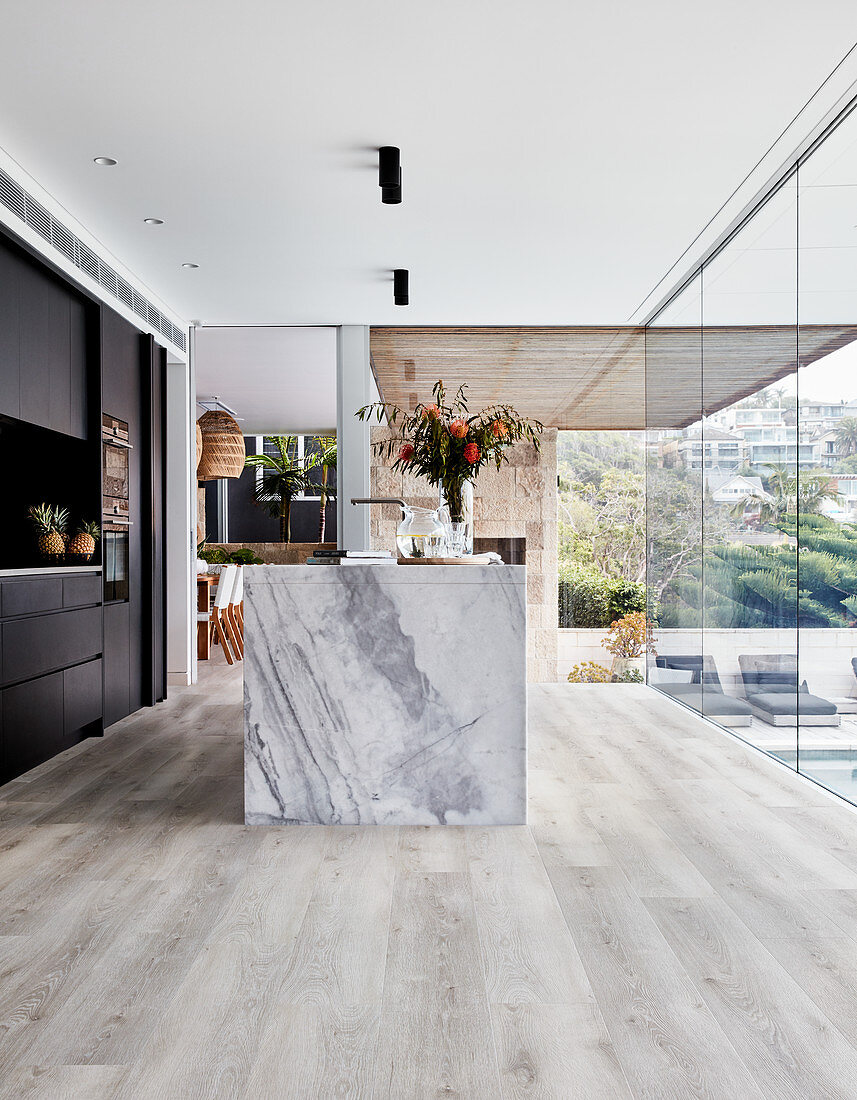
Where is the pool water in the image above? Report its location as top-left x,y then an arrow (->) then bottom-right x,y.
774,749 -> 857,802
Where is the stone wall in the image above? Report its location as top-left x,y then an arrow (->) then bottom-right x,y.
208,542 -> 336,564
370,427 -> 558,682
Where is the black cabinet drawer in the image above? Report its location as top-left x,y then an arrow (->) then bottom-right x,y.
0,576 -> 63,618
2,671 -> 64,778
1,606 -> 102,686
63,574 -> 102,609
64,658 -> 102,733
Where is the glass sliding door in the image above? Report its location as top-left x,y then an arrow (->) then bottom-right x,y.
643,96 -> 857,807
796,108 -> 857,797
646,276 -> 704,710
699,173 -> 799,766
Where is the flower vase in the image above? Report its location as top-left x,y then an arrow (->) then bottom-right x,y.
439,479 -> 474,556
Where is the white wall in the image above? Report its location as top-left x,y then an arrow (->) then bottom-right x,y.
558,627 -> 857,698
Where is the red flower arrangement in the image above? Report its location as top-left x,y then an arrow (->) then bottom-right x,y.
357,380 -> 543,523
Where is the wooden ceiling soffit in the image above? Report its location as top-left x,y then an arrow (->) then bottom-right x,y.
646,324 -> 857,429
370,327 -> 646,431
371,325 -> 857,432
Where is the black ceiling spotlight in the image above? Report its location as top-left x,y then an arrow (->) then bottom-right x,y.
379,146 -> 402,204
393,269 -> 409,306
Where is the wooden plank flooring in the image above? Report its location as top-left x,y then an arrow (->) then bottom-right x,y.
3,668 -> 857,1097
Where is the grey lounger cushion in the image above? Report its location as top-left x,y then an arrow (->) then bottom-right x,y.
750,691 -> 838,717
657,683 -> 753,716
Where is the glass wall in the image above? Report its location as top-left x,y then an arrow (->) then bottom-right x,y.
646,102 -> 857,802
645,276 -> 703,716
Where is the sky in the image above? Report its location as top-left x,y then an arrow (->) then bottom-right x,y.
766,338 -> 857,404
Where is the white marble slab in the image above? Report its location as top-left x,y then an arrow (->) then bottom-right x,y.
244,565 -> 527,825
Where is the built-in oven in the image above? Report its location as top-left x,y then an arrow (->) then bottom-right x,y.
102,414 -> 132,602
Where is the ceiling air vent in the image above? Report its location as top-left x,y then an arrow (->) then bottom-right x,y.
50,221 -> 75,263
0,172 -> 25,219
77,241 -> 100,280
0,164 -> 186,354
117,276 -> 133,310
23,194 -> 50,237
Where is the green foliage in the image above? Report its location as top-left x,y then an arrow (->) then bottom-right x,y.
198,545 -> 262,566
558,562 -> 647,628
557,431 -> 643,490
658,512 -> 857,629
228,547 -> 263,565
835,417 -> 857,457
832,454 -> 857,476
615,668 -> 644,683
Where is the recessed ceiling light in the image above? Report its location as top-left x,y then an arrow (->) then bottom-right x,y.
143,217 -> 163,225
93,156 -> 117,166
181,262 -> 199,269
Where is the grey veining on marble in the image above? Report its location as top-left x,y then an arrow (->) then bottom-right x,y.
243,565 -> 527,826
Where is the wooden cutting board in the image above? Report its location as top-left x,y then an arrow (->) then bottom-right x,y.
396,555 -> 498,565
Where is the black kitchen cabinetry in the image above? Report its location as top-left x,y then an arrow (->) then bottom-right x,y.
0,222 -> 169,783
0,573 -> 103,782
0,237 -> 89,438
101,312 -> 167,725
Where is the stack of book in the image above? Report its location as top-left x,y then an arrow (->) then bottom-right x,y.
305,549 -> 397,566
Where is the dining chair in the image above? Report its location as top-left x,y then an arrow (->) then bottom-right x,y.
198,564 -> 239,664
224,565 -> 244,659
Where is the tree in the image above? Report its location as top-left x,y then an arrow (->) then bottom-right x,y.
245,436 -> 314,543
309,436 -> 337,543
737,465 -> 841,525
560,468 -> 646,582
835,417 -> 857,457
798,470 -> 842,515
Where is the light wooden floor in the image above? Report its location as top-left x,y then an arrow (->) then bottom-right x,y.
4,667 -> 857,1098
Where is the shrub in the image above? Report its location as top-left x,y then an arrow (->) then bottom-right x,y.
604,612 -> 656,658
558,562 -> 647,628
198,544 -> 263,566
228,547 -> 263,565
567,661 -> 611,683
615,668 -> 644,683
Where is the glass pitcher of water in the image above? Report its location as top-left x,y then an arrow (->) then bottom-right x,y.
396,505 -> 447,558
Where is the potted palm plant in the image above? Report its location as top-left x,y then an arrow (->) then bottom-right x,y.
245,437 -> 314,543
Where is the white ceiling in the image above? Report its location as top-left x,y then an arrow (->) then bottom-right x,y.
1,2 -> 856,326
194,327 -> 338,434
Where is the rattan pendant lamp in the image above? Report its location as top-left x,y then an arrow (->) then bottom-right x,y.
197,409 -> 245,480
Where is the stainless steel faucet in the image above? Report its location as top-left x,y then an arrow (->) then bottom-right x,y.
351,497 -> 407,515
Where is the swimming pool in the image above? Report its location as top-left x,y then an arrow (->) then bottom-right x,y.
774,748 -> 857,802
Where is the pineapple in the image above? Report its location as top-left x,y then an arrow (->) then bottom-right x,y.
29,504 -> 68,559
68,520 -> 100,560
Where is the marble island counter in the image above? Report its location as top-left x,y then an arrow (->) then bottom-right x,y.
243,564 -> 527,826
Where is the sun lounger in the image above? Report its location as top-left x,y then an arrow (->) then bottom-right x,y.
653,655 -> 753,726
738,654 -> 839,727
